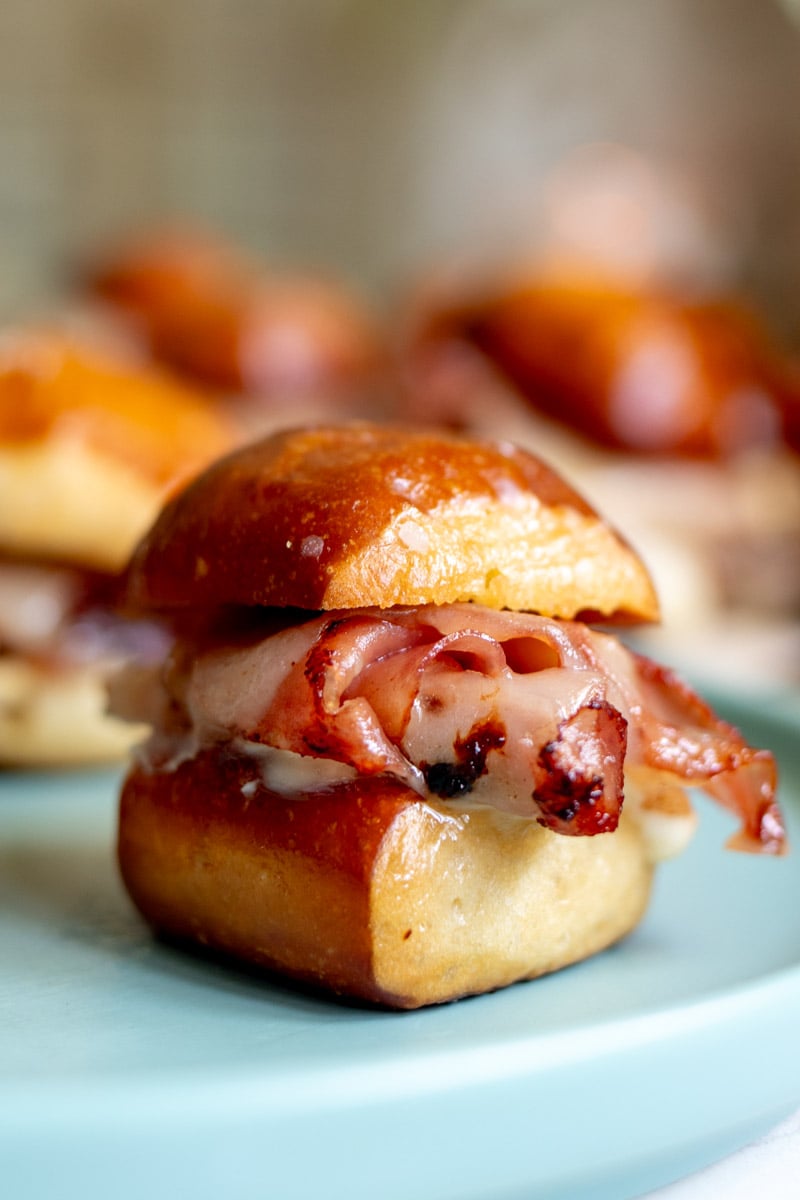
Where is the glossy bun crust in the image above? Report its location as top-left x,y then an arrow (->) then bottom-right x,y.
118,751 -> 653,1009
0,331 -> 234,571
87,227 -> 380,397
127,423 -> 659,621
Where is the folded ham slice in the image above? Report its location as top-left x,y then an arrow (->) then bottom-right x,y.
138,603 -> 782,855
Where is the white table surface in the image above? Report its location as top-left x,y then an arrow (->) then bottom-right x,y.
643,1106 -> 800,1198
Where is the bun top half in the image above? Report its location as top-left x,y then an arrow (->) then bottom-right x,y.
127,423 -> 659,622
0,330 -> 234,571
0,330 -> 232,487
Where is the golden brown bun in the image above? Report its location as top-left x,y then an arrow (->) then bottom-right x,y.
0,330 -> 234,487
414,267 -> 800,459
0,439 -> 184,574
118,751 -> 654,1008
127,423 -> 659,622
0,330 -> 235,571
0,656 -> 148,766
87,227 -> 381,397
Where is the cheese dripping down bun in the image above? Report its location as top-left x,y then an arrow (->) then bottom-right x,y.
117,423 -> 783,1008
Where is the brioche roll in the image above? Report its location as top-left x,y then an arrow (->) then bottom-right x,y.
0,330 -> 234,570
128,423 -> 658,622
87,227 -> 381,399
0,657 -> 148,766
119,752 -> 653,1008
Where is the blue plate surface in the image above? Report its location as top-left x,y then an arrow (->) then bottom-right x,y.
1,692 -> 799,1200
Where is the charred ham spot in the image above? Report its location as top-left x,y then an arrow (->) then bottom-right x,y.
425,761 -> 474,798
304,642 -> 334,697
304,616 -> 356,698
534,765 -> 607,829
423,719 -> 506,799
533,700 -> 627,836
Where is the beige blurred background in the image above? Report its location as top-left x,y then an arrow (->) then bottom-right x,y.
1,0 -> 800,327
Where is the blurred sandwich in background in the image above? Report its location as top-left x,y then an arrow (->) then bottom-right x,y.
81,225 -> 386,436
0,329 -> 234,765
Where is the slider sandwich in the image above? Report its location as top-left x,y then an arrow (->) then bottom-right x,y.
85,226 -> 383,420
117,423 -> 784,1008
0,330 -> 233,765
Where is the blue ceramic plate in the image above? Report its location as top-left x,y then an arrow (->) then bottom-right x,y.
2,692 -> 799,1200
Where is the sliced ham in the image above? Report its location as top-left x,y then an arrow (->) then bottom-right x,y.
148,603 -> 782,853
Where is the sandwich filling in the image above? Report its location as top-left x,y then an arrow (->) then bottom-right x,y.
0,557 -> 169,670
126,602 -> 783,857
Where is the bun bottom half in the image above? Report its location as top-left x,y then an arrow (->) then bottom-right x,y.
118,749 -> 654,1008
0,657 -> 148,766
